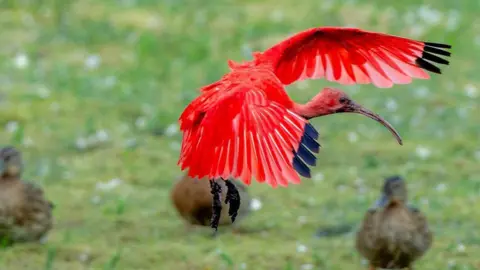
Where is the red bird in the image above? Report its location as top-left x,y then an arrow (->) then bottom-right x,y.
177,27 -> 451,230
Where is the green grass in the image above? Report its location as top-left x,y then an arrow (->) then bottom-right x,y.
0,0 -> 479,269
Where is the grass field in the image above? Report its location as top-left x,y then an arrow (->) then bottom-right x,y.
0,0 -> 479,269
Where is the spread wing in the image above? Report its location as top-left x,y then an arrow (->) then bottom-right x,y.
178,85 -> 320,187
261,27 -> 451,88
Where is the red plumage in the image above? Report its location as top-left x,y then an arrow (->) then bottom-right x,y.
178,27 -> 451,187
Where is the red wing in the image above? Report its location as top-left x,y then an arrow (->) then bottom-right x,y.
261,27 -> 451,88
178,86 -> 320,187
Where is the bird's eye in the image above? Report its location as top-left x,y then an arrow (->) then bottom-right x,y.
339,97 -> 348,104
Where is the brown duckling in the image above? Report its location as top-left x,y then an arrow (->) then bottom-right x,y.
0,146 -> 54,245
355,175 -> 432,270
170,173 -> 251,233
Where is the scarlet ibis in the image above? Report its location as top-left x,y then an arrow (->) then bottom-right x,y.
0,146 -> 54,244
178,27 -> 451,231
356,175 -> 432,269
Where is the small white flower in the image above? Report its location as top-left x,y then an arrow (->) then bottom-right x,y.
414,86 -> 430,99
141,104 -> 154,115
354,177 -> 364,185
91,195 -> 101,204
124,138 -> 137,148
135,117 -> 147,129
357,186 -> 367,195
415,146 -> 431,160
446,10 -> 460,31
95,129 -> 109,142
297,215 -> 307,225
85,54 -> 101,70
104,76 -> 117,88
313,172 -> 324,182
96,178 -> 122,191
23,137 -> 34,147
417,106 -> 427,117
5,121 -> 18,133
147,17 -> 161,29
169,141 -> 181,151
164,123 -> 179,137
385,98 -> 398,112
456,243 -> 466,253
420,198 -> 429,206
250,198 -> 262,211
296,80 -> 309,90
391,115 -> 402,125
13,53 -> 29,69
464,83 -> 478,98
78,251 -> 91,262
348,166 -> 358,175
270,10 -> 284,22
37,86 -> 51,99
409,25 -> 426,38
49,102 -> 60,112
456,108 -> 468,119
435,183 -> 447,193
447,259 -> 456,268
239,263 -> 247,269
301,264 -> 314,270
296,243 -> 308,253
241,44 -> 253,59
474,150 -> 480,161
348,132 -> 358,143
418,5 -> 442,25
75,137 -> 88,149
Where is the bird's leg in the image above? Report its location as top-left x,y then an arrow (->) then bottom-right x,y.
224,178 -> 240,223
210,179 -> 222,236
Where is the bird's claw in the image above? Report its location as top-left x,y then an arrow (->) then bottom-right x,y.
224,179 -> 241,223
209,179 -> 222,232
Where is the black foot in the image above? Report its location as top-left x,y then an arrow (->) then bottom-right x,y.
224,179 -> 241,223
210,179 -> 222,233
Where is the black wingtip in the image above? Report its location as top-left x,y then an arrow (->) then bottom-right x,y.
416,58 -> 441,74
422,51 -> 449,65
292,155 -> 311,178
304,123 -> 319,139
424,42 -> 452,49
291,123 -> 321,178
417,41 -> 452,74
424,46 -> 451,57
296,143 -> 316,166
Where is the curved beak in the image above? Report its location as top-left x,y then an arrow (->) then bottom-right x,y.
339,101 -> 403,145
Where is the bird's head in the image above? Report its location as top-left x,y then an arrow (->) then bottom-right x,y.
375,175 -> 407,208
0,146 -> 23,178
305,87 -> 402,145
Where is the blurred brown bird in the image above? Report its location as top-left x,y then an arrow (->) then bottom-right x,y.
0,146 -> 54,245
355,175 -> 432,270
171,173 -> 251,233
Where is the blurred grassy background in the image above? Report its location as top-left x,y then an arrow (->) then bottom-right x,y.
0,0 -> 479,269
